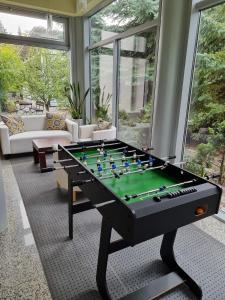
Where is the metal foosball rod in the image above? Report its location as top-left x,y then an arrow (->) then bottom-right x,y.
53,158 -> 73,163
85,146 -> 128,159
66,141 -> 122,152
53,164 -> 79,171
122,179 -> 197,201
99,161 -> 184,180
90,156 -> 169,174
86,153 -> 146,166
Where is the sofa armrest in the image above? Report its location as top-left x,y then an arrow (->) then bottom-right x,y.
79,124 -> 97,140
65,119 -> 79,142
0,123 -> 11,155
92,126 -> 116,141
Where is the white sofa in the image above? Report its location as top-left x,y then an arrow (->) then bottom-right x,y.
79,124 -> 117,142
0,115 -> 117,156
0,115 -> 78,155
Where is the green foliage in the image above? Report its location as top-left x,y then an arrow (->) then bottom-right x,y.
65,83 -> 90,119
94,86 -> 112,121
0,44 -> 24,106
187,5 -> 225,184
119,110 -> 128,121
24,47 -> 69,110
139,102 -> 152,123
186,143 -> 215,178
4,99 -> 17,113
208,121 -> 225,184
90,0 -> 159,43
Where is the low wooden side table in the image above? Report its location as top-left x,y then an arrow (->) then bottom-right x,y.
32,137 -> 71,173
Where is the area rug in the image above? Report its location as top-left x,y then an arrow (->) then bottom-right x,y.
11,156 -> 225,300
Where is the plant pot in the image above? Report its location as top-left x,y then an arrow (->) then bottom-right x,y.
72,118 -> 83,126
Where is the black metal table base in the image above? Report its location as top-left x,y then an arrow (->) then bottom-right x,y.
96,218 -> 202,300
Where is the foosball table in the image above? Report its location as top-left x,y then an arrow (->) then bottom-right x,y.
56,139 -> 222,300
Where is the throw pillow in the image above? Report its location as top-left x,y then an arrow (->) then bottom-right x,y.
96,118 -> 112,131
46,112 -> 67,130
1,115 -> 24,136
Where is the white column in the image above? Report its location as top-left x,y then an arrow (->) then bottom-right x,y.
69,17 -> 91,122
151,0 -> 193,158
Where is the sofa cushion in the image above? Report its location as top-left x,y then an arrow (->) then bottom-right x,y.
79,124 -> 97,139
22,115 -> 46,131
1,115 -> 24,136
46,112 -> 67,131
10,130 -> 72,154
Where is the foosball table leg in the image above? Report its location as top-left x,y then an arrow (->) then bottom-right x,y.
96,217 -> 112,300
68,175 -> 74,240
160,230 -> 202,299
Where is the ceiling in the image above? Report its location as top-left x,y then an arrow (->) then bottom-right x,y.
0,0 -> 104,16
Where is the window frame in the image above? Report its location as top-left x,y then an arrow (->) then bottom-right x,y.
0,4 -> 69,50
87,0 -> 162,139
179,0 -> 225,162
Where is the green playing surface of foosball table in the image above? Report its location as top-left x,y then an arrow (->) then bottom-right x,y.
71,148 -> 181,204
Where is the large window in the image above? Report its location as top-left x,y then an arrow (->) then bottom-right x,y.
90,44 -> 113,122
184,3 -> 225,208
0,43 -> 70,114
0,7 -> 68,49
89,0 -> 160,149
118,30 -> 157,148
90,0 -> 159,44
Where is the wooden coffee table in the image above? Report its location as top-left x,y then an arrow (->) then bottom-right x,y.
32,137 -> 71,173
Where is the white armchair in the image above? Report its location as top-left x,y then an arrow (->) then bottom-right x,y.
0,115 -> 79,155
79,124 -> 117,142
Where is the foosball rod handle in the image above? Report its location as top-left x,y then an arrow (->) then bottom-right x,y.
205,174 -> 220,180
142,146 -> 154,152
72,179 -> 95,186
94,200 -> 116,208
53,159 -> 73,163
53,164 -> 79,170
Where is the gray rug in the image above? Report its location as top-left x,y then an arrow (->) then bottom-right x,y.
11,156 -> 225,300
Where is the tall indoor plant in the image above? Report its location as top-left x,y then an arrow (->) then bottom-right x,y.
65,82 -> 90,125
94,86 -> 112,121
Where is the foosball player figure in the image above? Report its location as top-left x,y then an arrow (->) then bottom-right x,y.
98,165 -> 103,177
83,160 -> 88,166
111,163 -> 117,174
133,152 -> 137,161
143,163 -> 149,170
109,155 -> 114,164
124,161 -> 130,172
96,157 -> 101,165
81,153 -> 87,162
148,156 -> 155,167
121,154 -> 126,162
100,148 -> 104,156
136,158 -> 142,169
103,150 -> 108,160
159,185 -> 166,192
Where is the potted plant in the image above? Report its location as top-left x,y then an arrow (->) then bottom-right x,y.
65,82 -> 90,125
94,86 -> 112,121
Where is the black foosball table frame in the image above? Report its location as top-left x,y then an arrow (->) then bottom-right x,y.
57,139 -> 222,300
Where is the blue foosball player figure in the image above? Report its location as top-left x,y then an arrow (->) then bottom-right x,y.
98,165 -> 103,177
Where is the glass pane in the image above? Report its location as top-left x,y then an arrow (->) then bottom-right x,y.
90,0 -> 159,44
118,29 -> 157,148
0,12 -> 65,41
184,4 -> 225,209
90,44 -> 113,122
0,43 -> 70,114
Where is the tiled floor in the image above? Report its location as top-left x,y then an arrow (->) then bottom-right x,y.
0,158 -> 52,300
0,157 -> 225,299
